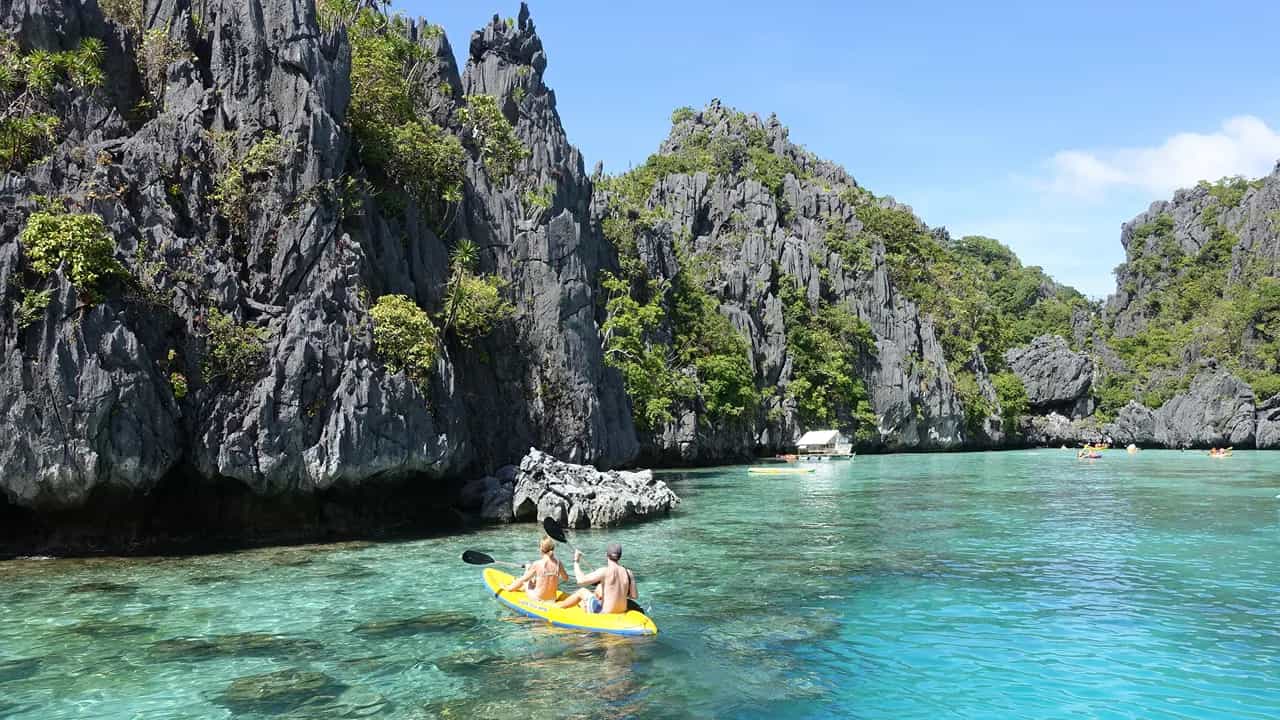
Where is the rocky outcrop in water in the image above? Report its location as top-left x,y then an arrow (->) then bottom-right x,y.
1153,371 -> 1256,448
463,448 -> 678,527
1092,167 -> 1280,447
1107,402 -> 1157,446
1255,395 -> 1280,449
459,448 -> 679,526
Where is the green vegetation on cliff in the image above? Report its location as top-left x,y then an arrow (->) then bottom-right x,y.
603,106 -> 807,211
599,104 -> 1091,439
599,241 -> 758,432
203,309 -> 268,384
1101,177 -> 1280,413
325,1 -> 465,209
211,131 -> 284,227
441,239 -> 514,344
20,207 -> 123,298
458,94 -> 528,182
371,294 -> 438,386
779,276 -> 877,439
844,201 -> 1087,373
0,37 -> 103,170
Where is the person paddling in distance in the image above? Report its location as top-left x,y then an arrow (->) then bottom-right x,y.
502,535 -> 568,603
555,542 -> 637,614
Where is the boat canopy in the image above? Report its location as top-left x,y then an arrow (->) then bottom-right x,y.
796,430 -> 849,450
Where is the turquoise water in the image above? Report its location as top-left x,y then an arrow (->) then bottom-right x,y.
2,450 -> 1279,719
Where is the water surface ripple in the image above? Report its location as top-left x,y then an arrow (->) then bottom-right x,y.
2,450 -> 1278,718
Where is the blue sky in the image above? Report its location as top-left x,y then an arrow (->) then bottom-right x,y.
401,0 -> 1280,299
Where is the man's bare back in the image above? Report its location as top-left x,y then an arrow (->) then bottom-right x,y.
556,542 -> 637,614
594,561 -> 635,614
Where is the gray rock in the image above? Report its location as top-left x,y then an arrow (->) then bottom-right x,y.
1024,412 -> 1105,447
1106,166 -> 1280,341
509,448 -> 678,528
609,100 -> 971,461
0,0 -> 636,551
479,485 -> 514,523
1154,371 -> 1255,448
458,476 -> 499,510
1255,395 -> 1280,449
1107,402 -> 1157,445
1004,335 -> 1093,418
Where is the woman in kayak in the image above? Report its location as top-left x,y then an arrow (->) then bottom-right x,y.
555,543 -> 637,614
503,535 -> 568,603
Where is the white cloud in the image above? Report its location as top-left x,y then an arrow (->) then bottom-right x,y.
1042,115 -> 1280,199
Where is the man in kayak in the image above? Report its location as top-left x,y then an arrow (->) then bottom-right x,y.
502,535 -> 568,602
555,542 -> 637,614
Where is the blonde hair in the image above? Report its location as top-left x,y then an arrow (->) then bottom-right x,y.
540,536 -> 555,555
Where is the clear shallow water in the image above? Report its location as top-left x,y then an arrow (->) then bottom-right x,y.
2,449 -> 1279,719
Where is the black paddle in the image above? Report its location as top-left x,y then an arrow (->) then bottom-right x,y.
542,517 -> 648,615
542,516 -> 579,556
461,549 -> 525,570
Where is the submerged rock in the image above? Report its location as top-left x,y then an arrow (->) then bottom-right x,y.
149,632 -> 323,660
67,582 -> 138,595
0,657 -> 41,684
351,611 -> 477,639
64,619 -> 156,639
216,669 -> 347,715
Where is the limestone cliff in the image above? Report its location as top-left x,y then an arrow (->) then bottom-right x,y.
0,0 -> 633,552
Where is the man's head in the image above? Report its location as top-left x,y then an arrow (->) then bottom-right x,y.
606,543 -> 622,562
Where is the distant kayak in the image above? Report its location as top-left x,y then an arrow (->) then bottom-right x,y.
1078,453 -> 1103,459
482,568 -> 657,637
748,467 -> 816,475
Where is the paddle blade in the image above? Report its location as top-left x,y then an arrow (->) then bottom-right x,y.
542,516 -> 568,543
461,550 -> 495,565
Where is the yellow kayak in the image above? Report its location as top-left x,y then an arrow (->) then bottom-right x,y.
482,568 -> 657,637
747,467 -> 816,475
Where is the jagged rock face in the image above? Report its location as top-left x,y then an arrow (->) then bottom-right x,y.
1102,372 -> 1256,448
508,448 -> 679,528
1106,402 -> 1157,445
1255,394 -> 1280,449
1023,412 -> 1105,447
0,0 -> 632,551
1107,166 -> 1280,340
612,101 -> 967,462
1154,371 -> 1255,448
452,8 -> 636,468
1005,334 -> 1093,418
0,0 -> 470,524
